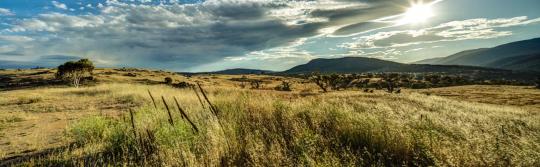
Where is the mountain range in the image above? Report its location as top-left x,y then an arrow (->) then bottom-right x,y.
209,68 -> 273,75
212,37 -> 539,75
414,38 -> 540,71
3,38 -> 539,75
284,57 -> 506,74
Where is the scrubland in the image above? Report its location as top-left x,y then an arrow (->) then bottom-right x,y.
1,80 -> 539,166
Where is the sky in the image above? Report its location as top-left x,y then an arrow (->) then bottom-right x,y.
0,0 -> 539,72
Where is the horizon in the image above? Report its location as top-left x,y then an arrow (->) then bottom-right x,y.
1,0 -> 540,72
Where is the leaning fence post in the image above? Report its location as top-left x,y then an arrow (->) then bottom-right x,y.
162,96 -> 175,126
148,90 -> 157,109
197,83 -> 219,116
192,85 -> 206,110
174,96 -> 199,133
129,108 -> 137,139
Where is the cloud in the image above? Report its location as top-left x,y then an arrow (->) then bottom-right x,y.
1,0 -> 438,71
52,1 -> 68,10
339,16 -> 540,56
0,8 -> 14,16
37,55 -> 83,65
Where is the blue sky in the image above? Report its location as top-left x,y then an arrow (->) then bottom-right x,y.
1,0 -> 540,72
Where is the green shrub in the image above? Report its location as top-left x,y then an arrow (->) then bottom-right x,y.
69,116 -> 112,144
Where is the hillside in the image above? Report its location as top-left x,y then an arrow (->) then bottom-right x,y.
284,57 -> 508,74
0,60 -> 40,69
284,57 -> 403,73
416,48 -> 489,64
485,54 -> 540,71
210,68 -> 273,75
415,38 -> 540,71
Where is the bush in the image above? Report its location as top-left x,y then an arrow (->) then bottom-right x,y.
172,81 -> 193,89
275,81 -> 292,91
124,73 -> 137,77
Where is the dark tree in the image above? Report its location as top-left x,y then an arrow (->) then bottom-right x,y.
310,74 -> 329,92
164,77 -> 173,84
535,78 -> 540,89
56,59 -> 95,88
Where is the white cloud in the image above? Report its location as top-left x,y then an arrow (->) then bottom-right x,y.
2,0 -> 440,70
0,8 -> 14,16
340,16 -> 540,50
52,1 -> 68,10
0,35 -> 34,43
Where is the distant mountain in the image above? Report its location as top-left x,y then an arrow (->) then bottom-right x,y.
210,68 -> 274,75
485,54 -> 540,71
413,57 -> 444,64
415,38 -> 540,71
284,57 -> 507,74
0,60 -> 40,69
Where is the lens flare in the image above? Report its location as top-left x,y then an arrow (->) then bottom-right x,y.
398,3 -> 435,24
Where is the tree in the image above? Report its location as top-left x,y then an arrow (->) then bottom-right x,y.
534,78 -> 540,89
310,74 -> 328,92
56,59 -> 95,88
164,77 -> 173,84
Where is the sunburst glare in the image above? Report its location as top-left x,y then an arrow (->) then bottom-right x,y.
398,2 -> 435,25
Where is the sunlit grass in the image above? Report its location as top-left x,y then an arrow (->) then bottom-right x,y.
5,83 -> 536,166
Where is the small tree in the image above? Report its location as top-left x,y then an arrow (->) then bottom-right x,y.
310,74 -> 329,92
164,77 -> 173,84
56,59 -> 94,88
535,78 -> 540,89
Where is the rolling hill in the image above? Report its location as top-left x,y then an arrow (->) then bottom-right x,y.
210,68 -> 273,75
284,57 -> 507,74
415,38 -> 540,71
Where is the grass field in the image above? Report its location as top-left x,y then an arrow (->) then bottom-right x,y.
0,69 -> 539,166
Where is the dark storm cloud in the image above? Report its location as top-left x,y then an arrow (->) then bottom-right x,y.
1,0 -> 437,70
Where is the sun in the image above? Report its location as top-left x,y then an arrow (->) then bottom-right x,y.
398,3 -> 435,25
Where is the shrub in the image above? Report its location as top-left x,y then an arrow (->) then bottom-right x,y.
124,73 -> 137,77
275,81 -> 293,91
250,80 -> 262,89
172,81 -> 193,89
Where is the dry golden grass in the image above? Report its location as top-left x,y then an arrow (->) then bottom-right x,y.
1,69 -> 539,166
414,85 -> 540,110
0,82 -> 538,166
